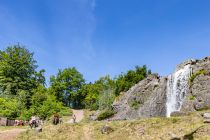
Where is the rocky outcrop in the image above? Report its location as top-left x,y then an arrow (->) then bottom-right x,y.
181,57 -> 210,112
112,57 -> 210,120
112,74 -> 167,120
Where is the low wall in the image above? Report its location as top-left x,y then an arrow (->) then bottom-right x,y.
0,117 -> 7,126
0,117 -> 15,126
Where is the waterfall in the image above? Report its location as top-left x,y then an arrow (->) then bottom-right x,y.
166,64 -> 192,117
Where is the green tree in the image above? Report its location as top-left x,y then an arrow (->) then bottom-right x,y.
49,67 -> 85,108
0,45 -> 45,108
29,85 -> 63,119
81,75 -> 115,110
80,83 -> 101,110
115,65 -> 151,95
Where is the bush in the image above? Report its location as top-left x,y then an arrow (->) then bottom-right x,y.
130,100 -> 141,110
115,65 -> 150,95
97,109 -> 115,120
0,98 -> 18,119
60,107 -> 72,116
18,110 -> 31,120
189,69 -> 207,86
98,89 -> 115,110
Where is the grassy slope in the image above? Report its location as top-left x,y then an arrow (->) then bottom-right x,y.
0,126 -> 27,131
18,110 -> 210,140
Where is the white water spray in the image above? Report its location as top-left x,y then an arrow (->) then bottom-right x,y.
166,64 -> 192,117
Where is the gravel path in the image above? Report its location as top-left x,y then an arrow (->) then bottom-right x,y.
72,109 -> 84,122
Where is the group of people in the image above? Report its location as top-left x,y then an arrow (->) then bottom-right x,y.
53,113 -> 77,124
17,113 -> 77,128
14,120 -> 25,126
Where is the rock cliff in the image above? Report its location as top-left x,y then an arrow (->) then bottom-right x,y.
112,57 -> 210,120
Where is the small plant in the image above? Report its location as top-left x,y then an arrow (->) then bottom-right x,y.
189,95 -> 196,100
171,118 -> 179,123
97,109 -> 115,120
130,100 -> 141,110
189,69 -> 207,86
129,98 -> 142,110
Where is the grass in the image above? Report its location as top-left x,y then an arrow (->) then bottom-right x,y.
18,110 -> 210,140
0,126 -> 28,131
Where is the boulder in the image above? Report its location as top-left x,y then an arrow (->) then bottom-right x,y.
101,125 -> 113,134
204,119 -> 210,123
202,113 -> 210,119
112,74 -> 167,120
35,127 -> 42,134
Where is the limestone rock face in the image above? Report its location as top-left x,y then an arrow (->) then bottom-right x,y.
112,74 -> 167,120
112,56 -> 210,120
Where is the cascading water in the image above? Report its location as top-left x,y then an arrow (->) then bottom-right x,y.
166,64 -> 192,117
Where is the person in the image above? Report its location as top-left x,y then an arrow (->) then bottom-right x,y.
53,113 -> 60,125
72,114 -> 76,123
30,116 -> 37,128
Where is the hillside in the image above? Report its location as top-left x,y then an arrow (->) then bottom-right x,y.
18,110 -> 210,140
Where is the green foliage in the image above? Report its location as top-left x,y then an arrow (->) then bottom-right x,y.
0,97 -> 18,119
0,45 -> 45,108
98,89 -> 115,110
81,75 -> 115,110
129,100 -> 141,110
80,83 -> 100,110
97,109 -> 115,120
189,69 -> 207,86
29,85 -> 63,119
38,95 -> 62,119
115,65 -> 151,95
49,67 -> 85,108
59,107 -> 72,116
189,95 -> 196,100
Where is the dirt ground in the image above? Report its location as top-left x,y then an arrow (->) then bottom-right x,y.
0,128 -> 26,140
72,109 -> 84,122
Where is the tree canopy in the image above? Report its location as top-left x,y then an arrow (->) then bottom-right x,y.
49,67 -> 85,108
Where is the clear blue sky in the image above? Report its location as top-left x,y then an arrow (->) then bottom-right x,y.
0,0 -> 210,83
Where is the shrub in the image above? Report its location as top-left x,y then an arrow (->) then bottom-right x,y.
189,69 -> 207,86
0,98 -> 18,119
97,109 -> 115,120
98,89 -> 115,110
130,100 -> 141,110
189,95 -> 196,100
60,107 -> 72,116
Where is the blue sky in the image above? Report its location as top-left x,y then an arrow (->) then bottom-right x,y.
0,0 -> 210,83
